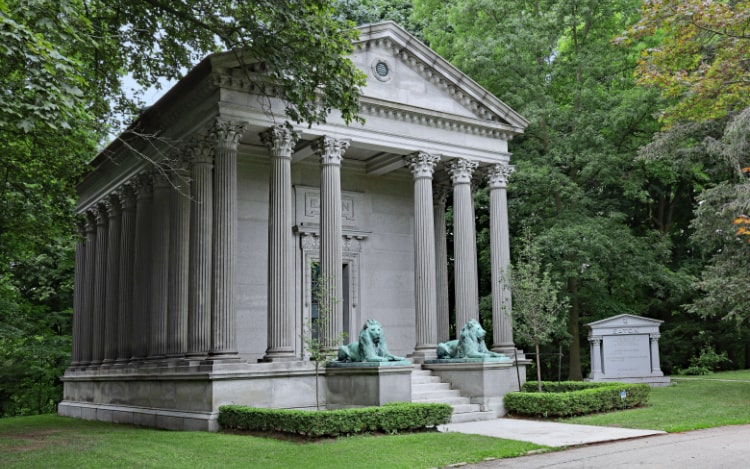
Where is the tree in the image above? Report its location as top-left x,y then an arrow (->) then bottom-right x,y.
415,0 -> 689,379
623,0 -> 750,126
685,108 -> 750,325
301,265 -> 347,410
510,231 -> 569,392
1,0 -> 367,416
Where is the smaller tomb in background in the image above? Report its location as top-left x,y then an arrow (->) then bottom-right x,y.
586,314 -> 670,386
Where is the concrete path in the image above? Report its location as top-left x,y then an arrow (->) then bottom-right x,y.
462,424 -> 750,468
439,418 -> 665,447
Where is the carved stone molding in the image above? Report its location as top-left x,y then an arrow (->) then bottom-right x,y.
448,158 -> 478,185
487,164 -> 515,189
312,136 -> 350,166
260,125 -> 298,158
405,152 -> 440,179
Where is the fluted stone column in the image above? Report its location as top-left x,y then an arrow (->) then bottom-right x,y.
406,152 -> 440,359
488,164 -> 516,353
116,183 -> 136,364
313,136 -> 349,350
209,120 -> 247,358
80,212 -> 97,366
448,158 -> 479,330
187,143 -> 213,358
650,333 -> 662,374
149,172 -> 171,359
260,125 -> 298,361
167,159 -> 191,358
91,204 -> 109,365
589,335 -> 603,379
71,220 -> 87,367
102,194 -> 121,365
131,173 -> 153,360
433,185 -> 450,343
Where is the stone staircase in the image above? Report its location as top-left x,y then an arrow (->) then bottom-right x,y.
411,367 -> 496,423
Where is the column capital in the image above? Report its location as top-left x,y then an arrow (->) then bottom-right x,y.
133,172 -> 153,198
433,183 -> 451,205
211,119 -> 248,151
151,170 -> 171,190
84,209 -> 97,232
116,182 -> 137,210
487,164 -> 515,189
650,333 -> 661,341
588,335 -> 603,343
93,204 -> 108,226
448,158 -> 478,185
405,152 -> 440,179
103,193 -> 121,218
260,125 -> 298,158
313,135 -> 350,166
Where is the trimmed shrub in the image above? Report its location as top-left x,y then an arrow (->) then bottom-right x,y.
504,381 -> 651,418
218,402 -> 453,437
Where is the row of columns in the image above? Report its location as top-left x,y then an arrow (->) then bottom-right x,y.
71,119 -> 247,367
406,154 -> 516,357
72,120 -> 516,366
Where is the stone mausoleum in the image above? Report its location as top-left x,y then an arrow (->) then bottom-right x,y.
59,22 -> 529,430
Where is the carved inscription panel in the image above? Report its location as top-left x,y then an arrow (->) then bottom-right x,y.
602,334 -> 651,378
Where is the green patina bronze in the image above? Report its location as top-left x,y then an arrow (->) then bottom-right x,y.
437,319 -> 508,360
336,319 -> 405,362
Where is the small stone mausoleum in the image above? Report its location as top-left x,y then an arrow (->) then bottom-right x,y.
60,22 -> 529,430
587,314 -> 670,386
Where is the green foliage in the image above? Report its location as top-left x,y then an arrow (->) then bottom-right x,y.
218,402 -> 453,437
623,0 -> 750,126
504,381 -> 651,418
682,345 -> 731,376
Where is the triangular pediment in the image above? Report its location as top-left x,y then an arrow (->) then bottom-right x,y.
353,22 -> 528,132
587,314 -> 663,331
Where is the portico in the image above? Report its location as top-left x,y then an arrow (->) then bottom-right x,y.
61,21 -> 528,430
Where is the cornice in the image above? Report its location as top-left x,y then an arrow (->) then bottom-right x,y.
358,98 -> 517,140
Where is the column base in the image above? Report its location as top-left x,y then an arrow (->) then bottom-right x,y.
407,347 -> 438,364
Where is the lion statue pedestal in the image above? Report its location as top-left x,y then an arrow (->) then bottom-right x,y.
424,319 -> 524,416
326,319 -> 412,409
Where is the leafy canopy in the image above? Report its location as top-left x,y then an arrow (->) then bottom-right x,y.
623,0 -> 750,126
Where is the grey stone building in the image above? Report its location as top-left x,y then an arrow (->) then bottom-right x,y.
59,22 -> 528,430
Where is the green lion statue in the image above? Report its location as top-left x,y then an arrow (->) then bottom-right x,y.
337,319 -> 405,362
437,319 -> 507,359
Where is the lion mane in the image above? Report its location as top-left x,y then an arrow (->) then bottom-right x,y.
437,319 -> 506,359
337,319 -> 405,362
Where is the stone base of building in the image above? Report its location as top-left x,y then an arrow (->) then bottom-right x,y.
423,359 -> 528,416
586,375 -> 671,387
58,360 -> 324,431
325,361 -> 413,409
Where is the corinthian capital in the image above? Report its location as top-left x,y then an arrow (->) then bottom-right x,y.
312,135 -> 350,166
211,119 -> 248,150
447,158 -> 478,185
260,125 -> 298,158
405,152 -> 440,179
487,164 -> 515,188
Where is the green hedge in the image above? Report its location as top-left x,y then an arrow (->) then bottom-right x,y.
218,402 -> 453,437
504,381 -> 651,418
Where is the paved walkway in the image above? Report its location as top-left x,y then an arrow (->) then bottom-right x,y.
461,424 -> 750,468
439,418 -> 665,447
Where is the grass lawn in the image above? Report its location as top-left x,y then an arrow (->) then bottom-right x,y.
562,371 -> 750,432
0,415 -> 545,469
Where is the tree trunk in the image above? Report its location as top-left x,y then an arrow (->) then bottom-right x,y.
535,341 -> 543,392
567,277 -> 583,380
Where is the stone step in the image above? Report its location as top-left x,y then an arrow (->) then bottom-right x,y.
412,382 -> 451,392
449,410 -> 497,424
411,375 -> 442,384
413,396 -> 471,406
412,389 -> 463,400
450,403 -> 482,414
